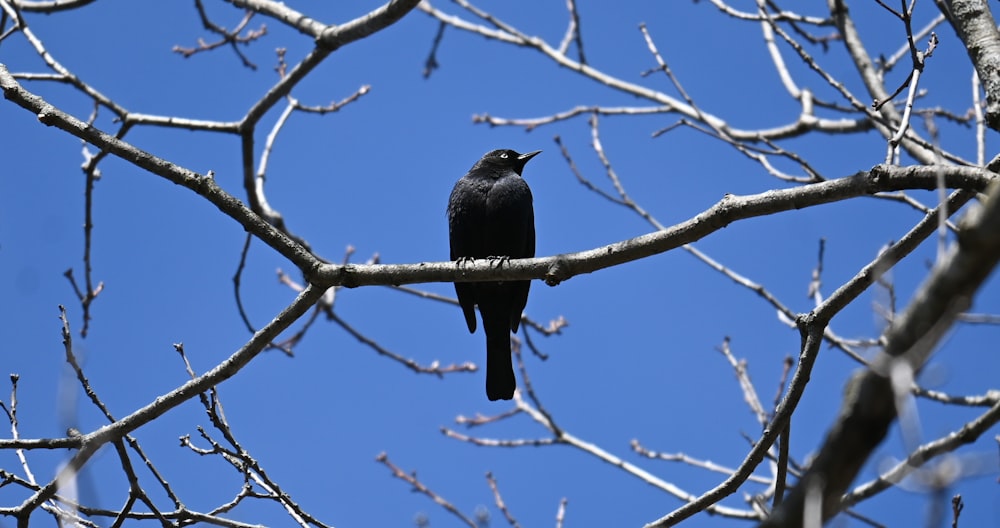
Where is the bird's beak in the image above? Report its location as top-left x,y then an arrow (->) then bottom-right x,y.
518,150 -> 542,162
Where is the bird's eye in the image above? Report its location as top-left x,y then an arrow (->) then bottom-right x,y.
499,152 -> 508,159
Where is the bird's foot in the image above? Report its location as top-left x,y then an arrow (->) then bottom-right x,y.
455,256 -> 476,268
487,255 -> 511,269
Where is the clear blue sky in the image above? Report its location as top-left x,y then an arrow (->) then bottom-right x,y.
1,1 -> 998,527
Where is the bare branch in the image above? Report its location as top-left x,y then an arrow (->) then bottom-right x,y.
764,177 -> 1000,525
311,165 -> 995,289
375,452 -> 478,528
938,0 -> 1000,129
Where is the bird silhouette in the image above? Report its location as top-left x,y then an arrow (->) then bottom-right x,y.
447,149 -> 539,400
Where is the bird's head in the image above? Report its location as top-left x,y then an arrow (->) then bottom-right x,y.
478,149 -> 541,175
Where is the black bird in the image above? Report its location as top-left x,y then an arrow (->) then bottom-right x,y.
448,149 -> 540,400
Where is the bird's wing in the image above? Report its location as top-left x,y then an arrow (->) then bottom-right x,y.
455,282 -> 478,333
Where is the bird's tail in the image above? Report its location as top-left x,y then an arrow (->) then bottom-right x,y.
483,309 -> 516,401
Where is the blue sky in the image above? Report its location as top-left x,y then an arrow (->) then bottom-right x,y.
1,1 -> 998,527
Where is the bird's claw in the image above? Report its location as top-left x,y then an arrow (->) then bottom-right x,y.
487,255 -> 511,269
